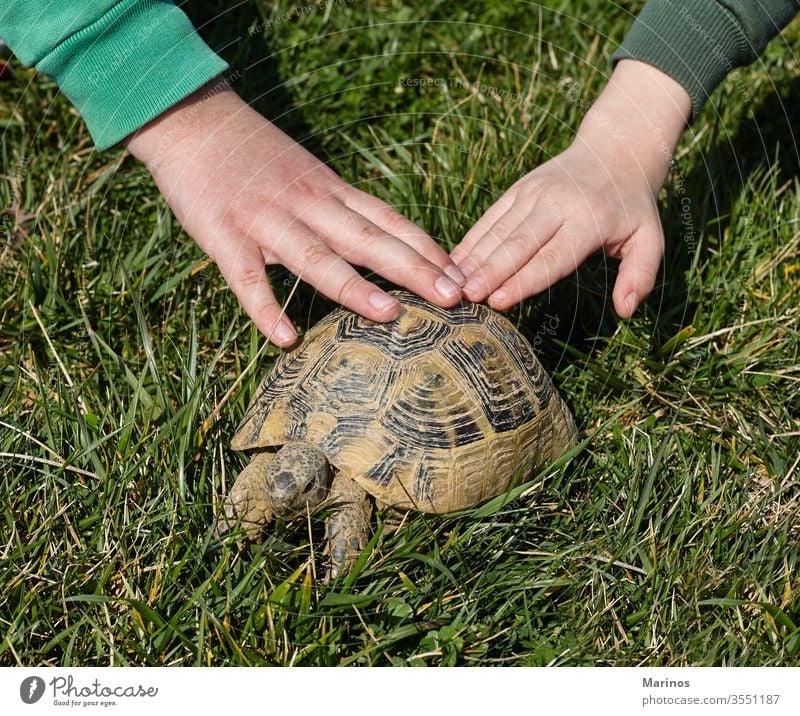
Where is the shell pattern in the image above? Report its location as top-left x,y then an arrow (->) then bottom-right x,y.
232,291 -> 577,513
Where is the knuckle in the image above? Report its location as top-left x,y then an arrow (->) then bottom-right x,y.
335,273 -> 365,306
639,252 -> 662,279
292,167 -> 340,200
488,218 -> 517,242
254,295 -> 280,320
233,269 -> 279,318
340,206 -> 363,228
536,244 -> 561,271
495,243 -> 528,273
297,237 -> 330,270
220,206 -> 250,242
505,230 -> 531,250
227,194 -> 273,231
376,205 -> 409,233
357,221 -> 386,245
237,264 -> 269,290
311,163 -> 341,186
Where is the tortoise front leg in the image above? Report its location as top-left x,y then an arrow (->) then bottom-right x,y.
217,451 -> 275,541
375,499 -> 408,535
324,473 -> 372,581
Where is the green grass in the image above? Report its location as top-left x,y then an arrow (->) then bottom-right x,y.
1,0 -> 799,666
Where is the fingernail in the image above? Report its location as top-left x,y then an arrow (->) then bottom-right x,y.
435,275 -> 460,299
273,319 -> 296,344
369,291 -> 400,315
444,264 -> 466,286
625,293 -> 638,315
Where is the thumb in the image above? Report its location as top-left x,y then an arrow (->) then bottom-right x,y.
612,220 -> 664,318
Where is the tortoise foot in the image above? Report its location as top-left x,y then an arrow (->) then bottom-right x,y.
376,500 -> 408,535
324,474 -> 372,581
217,451 -> 275,541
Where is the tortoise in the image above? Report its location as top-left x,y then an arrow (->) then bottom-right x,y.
220,290 -> 577,578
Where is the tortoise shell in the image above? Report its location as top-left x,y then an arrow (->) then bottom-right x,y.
232,291 -> 577,513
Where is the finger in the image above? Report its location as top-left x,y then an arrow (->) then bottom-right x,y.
213,236 -> 298,347
304,198 -> 462,306
461,209 -> 563,302
486,227 -> 596,310
280,231 -> 405,322
458,189 -> 559,280
450,188 -> 519,269
612,221 -> 664,317
343,190 -> 465,286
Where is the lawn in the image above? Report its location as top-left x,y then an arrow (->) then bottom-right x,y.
1,0 -> 798,666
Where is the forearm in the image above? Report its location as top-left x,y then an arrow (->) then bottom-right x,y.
612,0 -> 800,121
0,0 -> 228,149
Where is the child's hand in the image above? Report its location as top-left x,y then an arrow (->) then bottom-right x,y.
451,60 -> 692,317
124,83 -> 464,347
452,137 -> 663,318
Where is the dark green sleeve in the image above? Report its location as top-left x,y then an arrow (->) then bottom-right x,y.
0,0 -> 229,149
611,0 -> 800,121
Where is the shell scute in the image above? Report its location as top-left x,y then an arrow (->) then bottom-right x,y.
335,308 -> 451,360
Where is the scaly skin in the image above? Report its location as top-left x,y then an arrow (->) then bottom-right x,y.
221,442 -> 332,547
324,473 -> 373,581
219,451 -> 275,541
265,442 -> 330,518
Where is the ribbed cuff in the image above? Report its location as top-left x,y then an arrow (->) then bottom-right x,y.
611,0 -> 753,122
35,0 -> 229,149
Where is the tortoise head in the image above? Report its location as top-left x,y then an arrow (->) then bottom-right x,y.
266,442 -> 332,518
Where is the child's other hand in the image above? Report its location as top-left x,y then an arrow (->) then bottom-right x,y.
450,60 -> 691,317
124,83 -> 464,347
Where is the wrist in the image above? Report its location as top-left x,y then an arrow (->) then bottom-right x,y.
122,77 -> 243,172
575,59 -> 691,191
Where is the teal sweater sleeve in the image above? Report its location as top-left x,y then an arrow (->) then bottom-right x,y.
0,0 -> 229,149
612,0 -> 800,120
